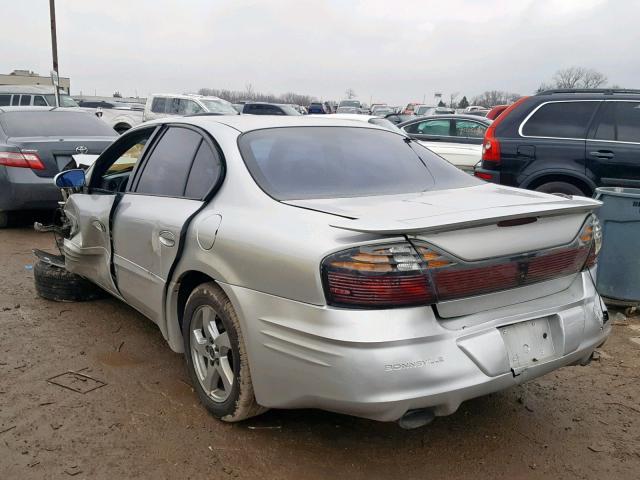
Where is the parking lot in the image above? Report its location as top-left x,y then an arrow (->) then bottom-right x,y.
0,223 -> 638,479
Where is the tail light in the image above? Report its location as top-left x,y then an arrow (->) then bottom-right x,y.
582,215 -> 602,268
0,151 -> 45,170
321,242 -> 434,308
322,215 -> 600,309
481,96 -> 529,166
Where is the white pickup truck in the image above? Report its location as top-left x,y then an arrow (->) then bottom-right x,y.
77,100 -> 144,134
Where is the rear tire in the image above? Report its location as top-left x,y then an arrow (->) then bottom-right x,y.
534,181 -> 586,197
0,212 -> 7,228
34,260 -> 106,302
182,282 -> 266,422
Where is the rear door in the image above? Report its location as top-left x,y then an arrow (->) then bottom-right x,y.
516,100 -> 600,182
586,100 -> 640,187
112,125 -> 223,324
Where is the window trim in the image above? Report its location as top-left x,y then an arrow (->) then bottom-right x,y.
128,123 -> 226,201
518,100 -> 602,140
587,99 -> 640,146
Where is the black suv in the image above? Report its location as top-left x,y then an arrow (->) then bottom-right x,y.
474,89 -> 640,196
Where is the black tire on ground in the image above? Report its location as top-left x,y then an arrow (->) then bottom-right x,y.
34,260 -> 106,302
534,181 -> 587,196
0,211 -> 9,228
182,282 -> 266,422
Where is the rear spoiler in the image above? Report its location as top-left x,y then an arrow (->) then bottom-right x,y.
330,197 -> 601,235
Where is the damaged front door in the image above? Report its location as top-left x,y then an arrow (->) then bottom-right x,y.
62,126 -> 159,297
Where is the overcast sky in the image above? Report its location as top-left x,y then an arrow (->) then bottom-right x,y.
1,0 -> 638,104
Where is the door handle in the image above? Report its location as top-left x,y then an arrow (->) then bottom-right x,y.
589,150 -> 615,159
158,231 -> 176,247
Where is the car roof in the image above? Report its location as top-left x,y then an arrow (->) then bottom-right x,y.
396,114 -> 492,127
144,114 -> 398,134
0,106 -> 87,114
0,85 -> 58,94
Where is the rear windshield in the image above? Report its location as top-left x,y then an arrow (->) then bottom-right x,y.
0,111 -> 116,137
238,126 -> 477,200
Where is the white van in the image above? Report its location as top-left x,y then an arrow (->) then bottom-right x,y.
143,93 -> 238,122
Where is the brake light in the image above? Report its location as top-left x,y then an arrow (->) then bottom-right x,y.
481,96 -> 530,166
0,151 -> 45,170
582,215 -> 602,268
321,215 -> 600,309
322,242 -> 434,308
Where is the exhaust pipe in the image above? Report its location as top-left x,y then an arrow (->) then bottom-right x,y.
398,409 -> 435,430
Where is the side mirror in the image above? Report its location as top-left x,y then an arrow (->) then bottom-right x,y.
54,169 -> 86,189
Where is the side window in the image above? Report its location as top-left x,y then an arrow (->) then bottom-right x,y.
595,102 -> 640,143
167,98 -> 181,115
135,127 -> 202,197
454,120 -> 486,138
245,104 -> 260,114
20,95 -> 32,106
522,101 -> 599,139
179,99 -> 203,115
151,97 -> 167,113
92,128 -> 157,192
11,95 -> 20,106
184,141 -> 223,199
405,120 -> 451,136
0,95 -> 10,106
33,96 -> 48,106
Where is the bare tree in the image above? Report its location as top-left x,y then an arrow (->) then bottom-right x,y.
345,88 -> 356,99
543,67 -> 608,90
581,70 -> 608,88
471,90 -> 521,108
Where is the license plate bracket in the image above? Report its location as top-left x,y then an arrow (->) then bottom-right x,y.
500,318 -> 555,373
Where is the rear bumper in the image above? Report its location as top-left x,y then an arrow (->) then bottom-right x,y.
222,271 -> 610,422
0,166 -> 61,211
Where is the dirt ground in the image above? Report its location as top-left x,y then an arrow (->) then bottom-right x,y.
1,223 -> 639,480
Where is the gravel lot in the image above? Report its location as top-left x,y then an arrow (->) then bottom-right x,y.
1,224 -> 639,479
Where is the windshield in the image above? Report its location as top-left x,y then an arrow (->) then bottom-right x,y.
0,111 -> 116,137
200,99 -> 239,115
44,94 -> 79,107
279,104 -> 302,116
339,100 -> 360,108
238,126 -> 476,200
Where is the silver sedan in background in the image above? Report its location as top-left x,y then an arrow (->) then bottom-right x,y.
43,115 -> 609,428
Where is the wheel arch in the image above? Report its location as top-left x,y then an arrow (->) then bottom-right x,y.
521,172 -> 596,197
113,122 -> 132,134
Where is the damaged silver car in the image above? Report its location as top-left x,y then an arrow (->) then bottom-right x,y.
34,115 -> 610,427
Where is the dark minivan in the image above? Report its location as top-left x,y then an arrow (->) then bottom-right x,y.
474,89 -> 640,196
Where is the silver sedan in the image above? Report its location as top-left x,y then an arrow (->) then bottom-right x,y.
46,115 -> 610,427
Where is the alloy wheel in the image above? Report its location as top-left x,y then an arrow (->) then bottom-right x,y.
190,305 -> 234,402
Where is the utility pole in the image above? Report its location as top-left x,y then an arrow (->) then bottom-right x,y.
49,0 -> 60,107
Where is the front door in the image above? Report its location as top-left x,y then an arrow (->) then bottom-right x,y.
112,125 -> 223,325
64,126 -> 159,296
587,100 -> 640,188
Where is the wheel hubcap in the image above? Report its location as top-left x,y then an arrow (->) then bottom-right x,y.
190,305 -> 234,402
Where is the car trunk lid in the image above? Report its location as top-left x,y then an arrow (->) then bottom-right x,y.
286,184 -> 601,315
9,136 -> 114,178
